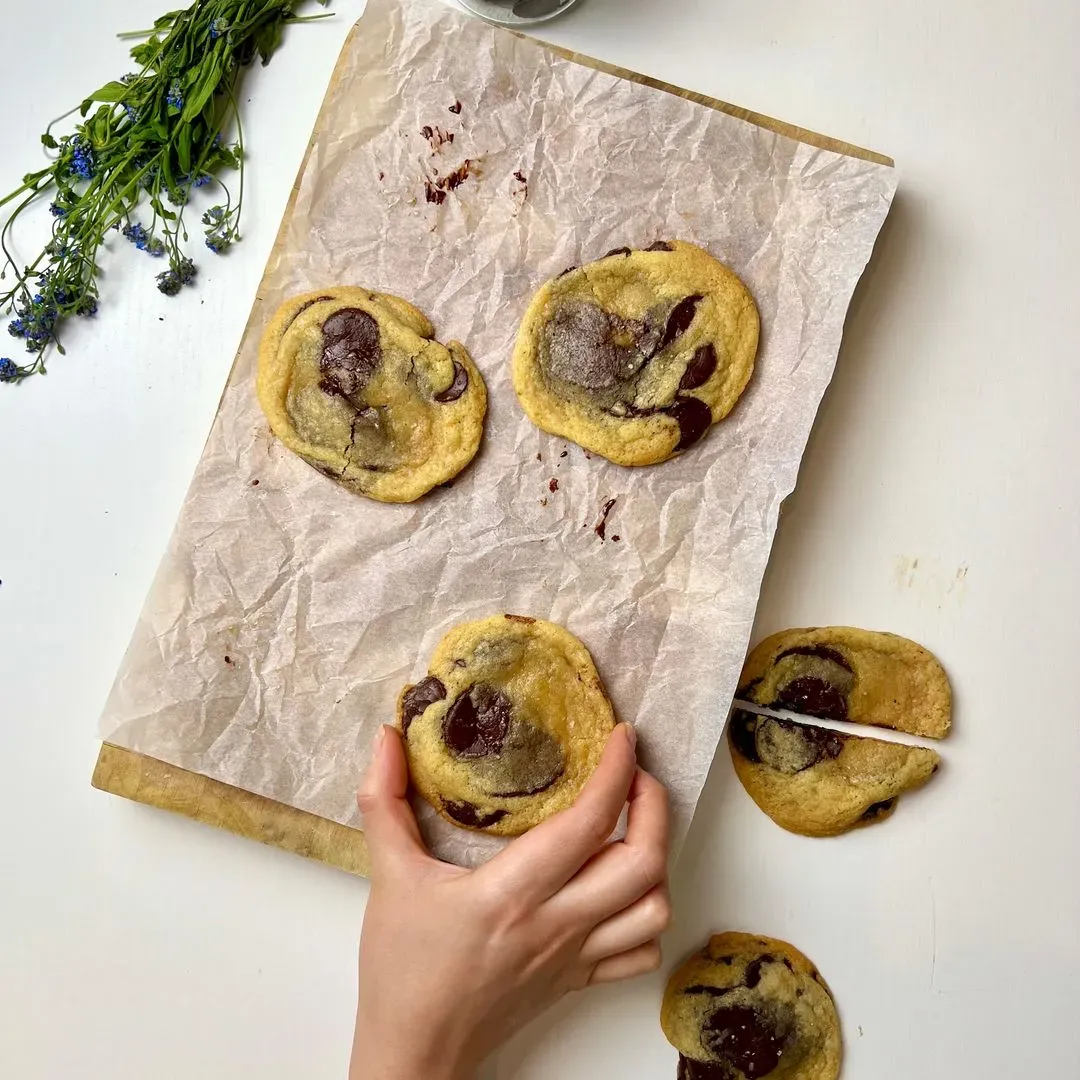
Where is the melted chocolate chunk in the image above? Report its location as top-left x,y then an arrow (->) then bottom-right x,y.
647,240 -> 675,252
400,676 -> 446,735
677,1056 -> 728,1080
434,361 -> 469,403
776,644 -> 852,672
319,308 -> 381,397
755,716 -> 845,774
773,676 -> 849,722
862,798 -> 897,821
444,801 -> 507,828
680,343 -> 718,390
545,302 -> 622,389
604,246 -> 632,258
595,497 -> 617,540
729,710 -> 762,763
443,684 -> 512,758
669,396 -> 712,450
702,1006 -> 786,1078
660,295 -> 702,350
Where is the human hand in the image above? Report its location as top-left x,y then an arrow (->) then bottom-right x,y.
349,722 -> 671,1080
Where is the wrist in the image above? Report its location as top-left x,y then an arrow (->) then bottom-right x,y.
350,1017 -> 476,1080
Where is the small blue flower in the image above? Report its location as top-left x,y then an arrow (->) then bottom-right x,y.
166,80 -> 184,112
147,238 -> 166,257
50,202 -> 68,218
68,136 -> 95,180
201,206 -> 226,226
8,319 -> 26,338
0,358 -> 19,382
210,17 -> 228,39
124,104 -> 139,124
122,222 -> 150,250
193,173 -> 212,188
177,257 -> 197,285
76,296 -> 99,317
156,269 -> 181,296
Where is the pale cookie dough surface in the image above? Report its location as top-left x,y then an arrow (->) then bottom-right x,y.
738,627 -> 952,739
727,709 -> 940,837
512,240 -> 759,466
397,615 -> 616,836
662,932 -> 842,1080
256,286 -> 486,503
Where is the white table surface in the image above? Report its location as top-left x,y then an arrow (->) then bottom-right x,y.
2,1 -> 1078,1077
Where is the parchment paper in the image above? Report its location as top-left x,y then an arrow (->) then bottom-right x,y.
99,0 -> 897,865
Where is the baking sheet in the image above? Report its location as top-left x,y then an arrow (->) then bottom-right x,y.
99,0 -> 897,865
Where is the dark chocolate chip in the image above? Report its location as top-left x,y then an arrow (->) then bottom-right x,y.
604,246 -> 632,258
283,294 -> 334,332
400,676 -> 447,735
743,955 -> 774,990
443,684 -> 511,758
683,985 -> 732,997
729,709 -> 762,763
443,800 -> 507,828
646,240 -> 675,252
449,100 -> 462,114
702,1005 -> 786,1078
679,343 -> 718,390
677,1056 -> 728,1080
861,798 -> 897,822
433,361 -> 469,403
669,396 -> 712,450
319,308 -> 381,397
660,294 -> 702,350
595,497 -> 617,540
776,644 -> 853,672
773,676 -> 849,722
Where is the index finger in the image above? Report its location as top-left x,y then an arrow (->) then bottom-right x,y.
481,722 -> 638,904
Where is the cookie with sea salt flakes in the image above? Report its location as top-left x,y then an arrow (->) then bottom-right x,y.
736,627 -> 952,739
511,241 -> 759,465
256,286 -> 486,503
727,709 -> 940,837
396,615 -> 615,836
662,931 -> 841,1080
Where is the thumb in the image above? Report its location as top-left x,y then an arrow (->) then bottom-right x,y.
357,725 -> 429,878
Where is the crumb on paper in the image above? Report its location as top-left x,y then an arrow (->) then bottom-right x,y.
512,169 -> 528,206
540,497 -> 548,507
421,124 -> 455,152
594,498 -> 617,540
560,450 -> 568,458
548,478 -> 558,493
378,170 -> 385,181
612,535 -> 620,542
449,100 -> 462,114
250,479 -> 259,487
224,655 -> 234,666
423,159 -> 476,206
536,452 -> 542,461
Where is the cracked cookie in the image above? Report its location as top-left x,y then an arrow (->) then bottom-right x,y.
256,287 -> 486,503
662,932 -> 841,1080
511,240 -> 759,466
727,709 -> 940,837
397,614 -> 616,836
737,627 -> 951,739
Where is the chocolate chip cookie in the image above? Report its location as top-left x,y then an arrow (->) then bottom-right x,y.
737,627 -> 952,739
257,287 -> 486,503
662,932 -> 842,1080
727,710 -> 940,837
397,615 -> 616,835
512,241 -> 759,465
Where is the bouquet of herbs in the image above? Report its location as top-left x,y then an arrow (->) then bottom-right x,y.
0,0 -> 330,385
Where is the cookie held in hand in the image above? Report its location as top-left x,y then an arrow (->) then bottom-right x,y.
737,627 -> 952,739
662,932 -> 841,1080
512,240 -> 759,465
397,615 -> 616,836
257,287 -> 486,503
727,709 -> 940,837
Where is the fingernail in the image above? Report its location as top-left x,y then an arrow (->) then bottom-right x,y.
374,725 -> 388,752
623,723 -> 637,751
